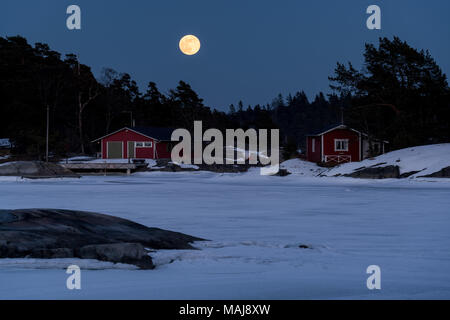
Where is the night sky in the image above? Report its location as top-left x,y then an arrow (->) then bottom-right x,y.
1,0 -> 449,111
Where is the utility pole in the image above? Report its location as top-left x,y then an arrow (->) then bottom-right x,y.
46,105 -> 49,162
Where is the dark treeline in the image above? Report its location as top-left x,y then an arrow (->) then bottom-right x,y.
0,36 -> 238,157
329,36 -> 450,148
228,92 -> 345,157
0,35 -> 448,159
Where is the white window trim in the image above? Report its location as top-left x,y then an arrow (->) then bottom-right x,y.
312,138 -> 315,153
135,141 -> 152,148
334,139 -> 349,152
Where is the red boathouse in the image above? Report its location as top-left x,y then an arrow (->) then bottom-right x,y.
306,124 -> 388,164
92,127 -> 176,160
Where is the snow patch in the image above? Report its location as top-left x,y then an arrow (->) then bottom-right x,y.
323,143 -> 450,178
279,144 -> 450,179
0,258 -> 138,270
170,162 -> 199,169
280,158 -> 326,177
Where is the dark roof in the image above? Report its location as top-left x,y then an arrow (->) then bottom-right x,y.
92,126 -> 176,142
131,126 -> 175,141
306,124 -> 355,136
306,124 -> 389,143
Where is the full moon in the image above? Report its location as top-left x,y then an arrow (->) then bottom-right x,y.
179,35 -> 201,56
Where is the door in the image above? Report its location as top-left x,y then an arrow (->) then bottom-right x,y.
128,141 -> 135,158
107,141 -> 123,159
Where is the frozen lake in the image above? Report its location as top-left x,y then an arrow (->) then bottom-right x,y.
0,171 -> 449,299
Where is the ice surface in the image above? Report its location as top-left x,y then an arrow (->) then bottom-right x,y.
0,171 -> 449,299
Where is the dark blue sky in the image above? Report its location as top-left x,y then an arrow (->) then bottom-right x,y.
1,0 -> 449,111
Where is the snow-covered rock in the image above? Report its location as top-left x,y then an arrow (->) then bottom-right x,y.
280,158 -> 326,177
279,144 -> 450,179
170,162 -> 199,170
323,143 -> 450,178
0,209 -> 204,269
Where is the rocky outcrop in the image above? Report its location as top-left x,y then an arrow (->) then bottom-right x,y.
275,169 -> 291,177
158,163 -> 197,172
399,170 -> 422,178
77,243 -> 154,269
0,209 -> 204,269
420,166 -> 450,178
0,161 -> 78,178
153,159 -> 250,173
344,165 -> 400,179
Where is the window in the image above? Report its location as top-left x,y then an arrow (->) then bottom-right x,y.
135,141 -> 152,148
334,139 -> 348,151
312,138 -> 315,153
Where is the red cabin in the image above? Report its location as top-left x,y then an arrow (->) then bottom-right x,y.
92,127 -> 175,160
306,125 -> 388,164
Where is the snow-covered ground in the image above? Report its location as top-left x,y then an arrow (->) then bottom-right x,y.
280,158 -> 326,177
0,170 -> 449,299
324,143 -> 450,178
281,143 -> 450,179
